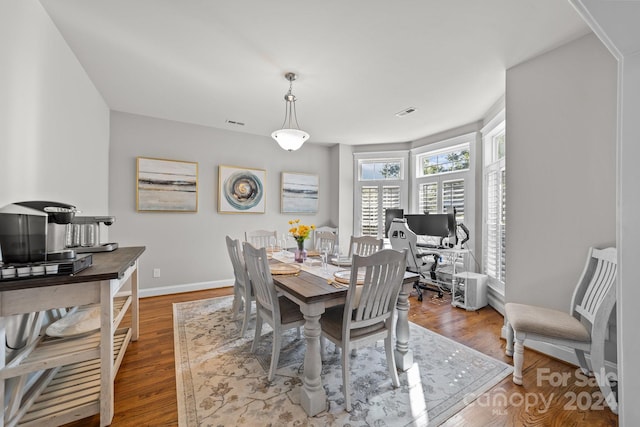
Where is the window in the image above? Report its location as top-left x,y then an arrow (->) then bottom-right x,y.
413,140 -> 472,225
483,114 -> 506,289
359,160 -> 402,180
417,144 -> 470,177
354,153 -> 407,238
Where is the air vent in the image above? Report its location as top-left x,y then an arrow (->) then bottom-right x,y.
395,107 -> 417,117
225,119 -> 245,126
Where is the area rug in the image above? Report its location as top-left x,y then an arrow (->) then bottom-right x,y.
173,296 -> 512,426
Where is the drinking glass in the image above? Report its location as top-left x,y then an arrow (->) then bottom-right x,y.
269,236 -> 276,253
321,243 -> 330,272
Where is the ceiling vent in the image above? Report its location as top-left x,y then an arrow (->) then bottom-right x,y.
395,107 -> 417,117
226,119 -> 245,126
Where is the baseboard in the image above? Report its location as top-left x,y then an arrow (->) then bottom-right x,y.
139,279 -> 233,298
487,286 -> 505,316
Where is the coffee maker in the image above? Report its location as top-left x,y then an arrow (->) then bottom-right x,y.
0,201 -> 94,278
12,201 -> 80,260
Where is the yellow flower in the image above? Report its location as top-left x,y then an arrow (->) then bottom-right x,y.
288,219 -> 315,241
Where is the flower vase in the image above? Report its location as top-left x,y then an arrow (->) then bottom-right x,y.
294,241 -> 307,263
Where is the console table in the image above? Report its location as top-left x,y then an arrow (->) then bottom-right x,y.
0,246 -> 145,427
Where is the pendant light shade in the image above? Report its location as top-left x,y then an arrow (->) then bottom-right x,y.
272,72 -> 310,151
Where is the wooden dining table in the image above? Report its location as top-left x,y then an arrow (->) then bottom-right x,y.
269,252 -> 419,416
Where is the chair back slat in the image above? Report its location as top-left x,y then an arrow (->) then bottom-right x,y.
245,230 -> 277,249
243,242 -> 277,315
346,249 -> 407,330
573,247 -> 617,324
348,236 -> 384,258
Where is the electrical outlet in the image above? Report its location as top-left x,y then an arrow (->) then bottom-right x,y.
153,268 -> 161,278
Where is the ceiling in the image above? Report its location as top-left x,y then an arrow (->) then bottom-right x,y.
39,0 -> 590,146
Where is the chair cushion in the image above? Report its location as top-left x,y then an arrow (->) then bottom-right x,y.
278,296 -> 304,325
320,305 -> 386,341
505,302 -> 590,342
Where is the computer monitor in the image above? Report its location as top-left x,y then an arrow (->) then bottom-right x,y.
384,208 -> 404,237
404,214 -> 450,238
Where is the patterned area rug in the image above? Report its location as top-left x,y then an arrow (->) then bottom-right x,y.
173,296 -> 512,426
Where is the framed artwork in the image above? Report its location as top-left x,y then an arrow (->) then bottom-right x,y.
218,165 -> 266,213
281,172 -> 319,214
136,157 -> 198,212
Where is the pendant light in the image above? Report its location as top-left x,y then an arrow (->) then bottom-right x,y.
271,72 -> 310,151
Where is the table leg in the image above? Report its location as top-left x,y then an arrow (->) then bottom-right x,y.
394,283 -> 414,371
299,303 -> 327,416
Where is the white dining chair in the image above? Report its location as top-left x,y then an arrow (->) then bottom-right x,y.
320,248 -> 407,411
242,242 -> 304,381
225,236 -> 254,336
347,235 -> 383,257
245,230 -> 277,249
314,231 -> 338,252
505,247 -> 618,413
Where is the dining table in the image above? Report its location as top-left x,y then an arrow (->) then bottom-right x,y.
269,250 -> 419,416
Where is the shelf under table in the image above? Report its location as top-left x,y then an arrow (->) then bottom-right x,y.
1,295 -> 131,380
15,328 -> 132,427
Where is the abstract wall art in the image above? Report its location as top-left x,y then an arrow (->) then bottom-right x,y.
136,157 -> 198,212
281,172 -> 319,214
218,165 -> 266,213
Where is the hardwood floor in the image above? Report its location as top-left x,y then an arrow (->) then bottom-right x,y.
64,287 -> 618,426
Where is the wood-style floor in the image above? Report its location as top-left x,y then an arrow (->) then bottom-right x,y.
64,287 -> 618,426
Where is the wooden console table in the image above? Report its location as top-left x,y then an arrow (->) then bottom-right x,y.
0,246 -> 145,427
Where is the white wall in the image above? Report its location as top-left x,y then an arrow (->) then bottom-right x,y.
108,112 -> 334,295
505,33 -> 616,309
0,0 -> 109,213
618,46 -> 640,427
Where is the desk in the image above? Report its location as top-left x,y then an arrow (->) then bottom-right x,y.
270,253 -> 418,416
0,246 -> 145,427
414,247 -> 469,285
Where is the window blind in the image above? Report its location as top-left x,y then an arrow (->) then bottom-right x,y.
360,186 -> 379,237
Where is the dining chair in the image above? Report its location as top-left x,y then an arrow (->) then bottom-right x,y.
505,246 -> 618,413
314,231 -> 338,252
320,248 -> 407,411
225,236 -> 254,337
245,229 -> 278,249
242,242 -> 305,381
347,235 -> 383,257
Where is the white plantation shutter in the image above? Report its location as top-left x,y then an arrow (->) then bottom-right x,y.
484,157 -> 507,283
419,183 -> 438,214
382,186 -> 400,211
443,179 -> 465,222
499,168 -> 507,281
484,168 -> 500,279
361,186 -> 379,237
360,185 -> 401,237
